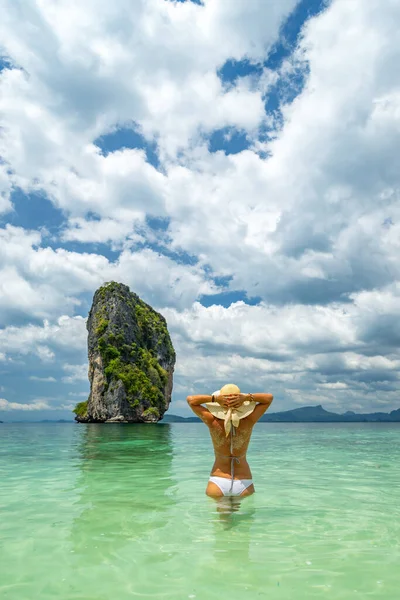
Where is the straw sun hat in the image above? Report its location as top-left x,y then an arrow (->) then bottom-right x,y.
205,383 -> 257,436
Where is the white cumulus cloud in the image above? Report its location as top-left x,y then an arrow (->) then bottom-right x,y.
1,0 -> 400,415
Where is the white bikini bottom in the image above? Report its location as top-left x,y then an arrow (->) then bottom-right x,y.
209,476 -> 253,497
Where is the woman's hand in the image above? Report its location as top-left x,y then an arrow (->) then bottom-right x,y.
216,394 -> 231,408
224,393 -> 249,409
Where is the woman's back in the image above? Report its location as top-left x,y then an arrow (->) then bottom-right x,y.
208,416 -> 254,458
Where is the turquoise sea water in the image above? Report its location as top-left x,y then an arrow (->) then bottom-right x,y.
1,422 -> 399,599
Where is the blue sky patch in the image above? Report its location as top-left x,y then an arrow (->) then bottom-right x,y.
218,59 -> 263,84
1,190 -> 123,262
265,0 -> 329,71
146,215 -> 170,231
136,240 -> 199,267
199,290 -> 262,308
0,58 -> 14,73
60,240 -> 121,262
95,126 -> 160,169
218,0 -> 329,147
208,127 -> 250,155
219,0 -> 328,86
210,274 -> 233,288
4,189 -> 65,233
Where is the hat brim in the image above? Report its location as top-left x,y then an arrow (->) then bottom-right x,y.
205,400 -> 257,421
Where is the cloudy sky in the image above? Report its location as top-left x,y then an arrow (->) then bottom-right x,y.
1,0 -> 400,421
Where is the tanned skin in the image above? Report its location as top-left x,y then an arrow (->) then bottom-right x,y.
186,393 -> 274,498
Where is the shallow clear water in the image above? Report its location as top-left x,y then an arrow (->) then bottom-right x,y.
1,422 -> 399,599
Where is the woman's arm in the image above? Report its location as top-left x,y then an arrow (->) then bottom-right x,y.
251,393 -> 274,405
186,394 -> 230,424
186,395 -> 213,406
186,394 -> 225,425
247,394 -> 274,424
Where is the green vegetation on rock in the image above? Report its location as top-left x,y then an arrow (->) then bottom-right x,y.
142,407 -> 160,419
133,301 -> 175,358
92,282 -> 174,415
104,358 -> 164,408
73,400 -> 88,418
98,336 -> 121,362
95,318 -> 109,336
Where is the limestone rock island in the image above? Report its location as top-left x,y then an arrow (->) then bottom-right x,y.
74,282 -> 176,423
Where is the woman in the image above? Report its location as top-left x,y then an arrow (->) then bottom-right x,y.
187,384 -> 274,498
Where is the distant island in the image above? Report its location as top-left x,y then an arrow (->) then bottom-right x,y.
0,419 -> 73,424
40,419 -> 74,423
160,405 -> 400,423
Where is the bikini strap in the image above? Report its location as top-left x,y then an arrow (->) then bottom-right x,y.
229,426 -> 236,492
213,426 -> 246,493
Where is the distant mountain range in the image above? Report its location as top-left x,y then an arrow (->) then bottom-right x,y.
160,405 -> 400,423
2,406 -> 400,424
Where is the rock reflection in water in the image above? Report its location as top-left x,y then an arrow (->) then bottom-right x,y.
69,423 -> 174,564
